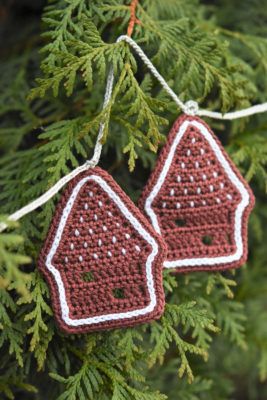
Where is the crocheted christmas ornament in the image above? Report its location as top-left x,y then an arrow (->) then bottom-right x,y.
139,115 -> 255,272
38,167 -> 166,334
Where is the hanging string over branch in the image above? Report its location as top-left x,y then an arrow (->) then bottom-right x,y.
1,35 -> 267,233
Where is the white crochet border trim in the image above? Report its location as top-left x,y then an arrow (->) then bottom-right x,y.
46,174 -> 158,326
144,118 -> 250,268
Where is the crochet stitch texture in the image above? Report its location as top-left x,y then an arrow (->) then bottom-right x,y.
39,167 -> 166,333
139,115 -> 255,272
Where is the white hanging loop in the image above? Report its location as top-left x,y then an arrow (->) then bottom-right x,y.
0,68 -> 115,232
1,35 -> 267,232
116,35 -> 267,119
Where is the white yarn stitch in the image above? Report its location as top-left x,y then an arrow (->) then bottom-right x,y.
0,35 -> 266,232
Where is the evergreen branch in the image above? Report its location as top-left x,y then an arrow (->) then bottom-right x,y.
206,273 -> 237,299
259,343 -> 267,381
0,222 -> 31,297
0,289 -> 24,367
149,303 -> 217,382
229,130 -> 267,191
0,375 -> 37,400
219,28 -> 267,73
18,272 -> 53,370
216,300 -> 247,349
117,329 -> 144,370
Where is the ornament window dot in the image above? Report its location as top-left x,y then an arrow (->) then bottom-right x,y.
162,202 -> 166,208
112,288 -> 125,299
89,191 -> 93,197
197,187 -> 201,194
200,148 -> 205,155
207,160 -> 211,166
176,202 -> 181,209
202,174 -> 207,181
190,201 -> 195,207
202,235 -> 213,246
187,149 -> 191,156
78,255 -> 83,262
112,236 -> 117,244
202,200 -> 207,206
220,182 -> 224,189
226,233 -> 232,244
184,188 -> 188,195
125,233 -> 130,239
181,162 -> 185,169
137,263 -> 143,274
177,175 -> 181,182
190,176 -> 194,182
64,257 -> 68,263
75,229 -> 80,236
103,225 -> 107,232
216,198 -> 221,204
98,239 -> 102,247
93,253 -> 98,259
107,251 -> 112,257
80,216 -> 84,223
213,172 -> 218,178
81,271 -> 94,283
88,228 -> 93,235
70,243 -> 74,250
139,285 -> 146,296
135,245 -> 141,252
175,219 -> 186,227
195,161 -> 199,168
170,189 -> 175,196
107,211 -> 113,217
227,194 -> 232,200
122,248 -> 126,255
209,185 -> 214,192
84,203 -> 88,210
83,242 -> 88,248
98,201 -> 103,207
191,138 -> 196,144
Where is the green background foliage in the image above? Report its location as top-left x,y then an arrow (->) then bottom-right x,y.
0,0 -> 267,399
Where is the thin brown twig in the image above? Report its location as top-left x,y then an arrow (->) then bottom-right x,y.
127,0 -> 140,37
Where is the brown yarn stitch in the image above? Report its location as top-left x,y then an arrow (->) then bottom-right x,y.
38,167 -> 166,334
139,115 -> 255,273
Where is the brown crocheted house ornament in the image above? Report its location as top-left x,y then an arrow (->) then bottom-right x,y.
39,167 -> 166,333
139,115 -> 255,272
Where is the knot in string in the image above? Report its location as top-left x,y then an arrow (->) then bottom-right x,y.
184,100 -> 199,116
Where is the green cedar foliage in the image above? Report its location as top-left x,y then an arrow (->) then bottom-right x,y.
0,0 -> 267,399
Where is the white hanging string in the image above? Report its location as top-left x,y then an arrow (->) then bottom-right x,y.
0,68 -> 115,232
1,34 -> 267,232
198,103 -> 267,120
117,35 -> 188,112
118,35 -> 267,119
